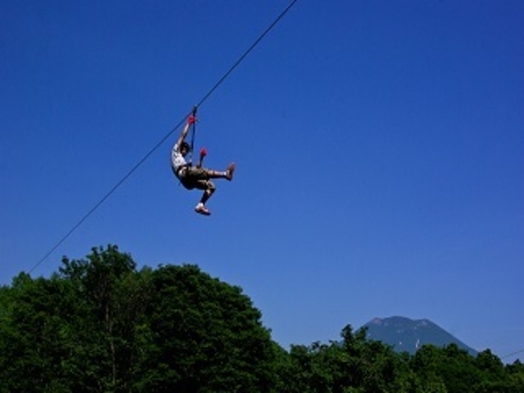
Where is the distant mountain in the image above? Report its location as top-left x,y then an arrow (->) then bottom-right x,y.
361,316 -> 478,356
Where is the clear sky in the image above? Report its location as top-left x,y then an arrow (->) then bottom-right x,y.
1,1 -> 523,363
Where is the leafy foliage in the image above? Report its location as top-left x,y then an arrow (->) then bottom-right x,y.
1,245 -> 523,392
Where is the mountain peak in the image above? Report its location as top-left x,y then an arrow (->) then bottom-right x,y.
362,316 -> 477,356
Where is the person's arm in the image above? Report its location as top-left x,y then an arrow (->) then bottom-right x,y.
196,147 -> 207,168
175,114 -> 196,150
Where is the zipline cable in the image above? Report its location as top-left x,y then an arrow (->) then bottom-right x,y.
501,347 -> 524,360
195,0 -> 298,110
29,0 -> 299,274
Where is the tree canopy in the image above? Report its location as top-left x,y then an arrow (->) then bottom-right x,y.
1,245 -> 522,392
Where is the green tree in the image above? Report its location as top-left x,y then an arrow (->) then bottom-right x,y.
279,325 -> 407,393
59,245 -> 151,392
134,263 -> 277,392
411,343 -> 485,393
0,273 -> 82,392
0,247 -> 283,392
3,244 -> 524,392
281,342 -> 338,393
504,360 -> 524,393
0,245 -> 152,392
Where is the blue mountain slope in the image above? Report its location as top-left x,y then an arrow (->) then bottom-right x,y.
362,316 -> 478,356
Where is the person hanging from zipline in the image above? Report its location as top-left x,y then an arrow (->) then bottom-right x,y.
171,110 -> 235,216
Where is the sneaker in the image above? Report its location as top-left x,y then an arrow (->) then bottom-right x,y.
195,204 -> 211,216
226,162 -> 236,181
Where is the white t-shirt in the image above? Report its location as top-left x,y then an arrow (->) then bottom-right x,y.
171,143 -> 187,176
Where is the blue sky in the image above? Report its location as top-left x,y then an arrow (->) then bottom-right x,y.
1,1 -> 523,362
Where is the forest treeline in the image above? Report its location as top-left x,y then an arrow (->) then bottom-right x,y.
1,245 -> 523,392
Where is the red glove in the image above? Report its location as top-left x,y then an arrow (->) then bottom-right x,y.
199,147 -> 208,157
187,114 -> 196,125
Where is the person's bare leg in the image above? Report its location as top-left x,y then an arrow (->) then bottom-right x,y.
205,163 -> 235,181
200,189 -> 214,205
195,187 -> 215,216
